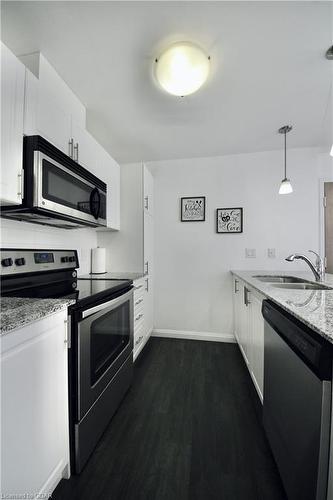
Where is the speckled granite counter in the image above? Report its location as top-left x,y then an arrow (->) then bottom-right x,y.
79,272 -> 145,281
0,297 -> 75,336
231,270 -> 333,344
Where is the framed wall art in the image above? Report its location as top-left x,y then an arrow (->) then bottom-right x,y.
216,207 -> 243,233
181,197 -> 206,222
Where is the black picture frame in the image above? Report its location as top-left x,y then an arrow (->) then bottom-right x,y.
181,197 -> 206,222
216,207 -> 243,233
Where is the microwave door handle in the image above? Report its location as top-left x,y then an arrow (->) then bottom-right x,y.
82,289 -> 133,319
89,188 -> 101,219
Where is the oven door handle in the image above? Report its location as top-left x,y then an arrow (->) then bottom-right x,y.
82,288 -> 133,319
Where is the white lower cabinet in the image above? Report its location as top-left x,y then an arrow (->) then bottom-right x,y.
1,310 -> 70,497
133,276 -> 153,361
233,276 -> 265,402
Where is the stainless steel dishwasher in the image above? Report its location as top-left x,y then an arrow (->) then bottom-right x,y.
262,300 -> 332,500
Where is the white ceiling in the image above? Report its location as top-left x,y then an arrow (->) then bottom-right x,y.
1,1 -> 332,163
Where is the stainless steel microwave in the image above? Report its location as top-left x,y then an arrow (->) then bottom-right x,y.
1,136 -> 107,229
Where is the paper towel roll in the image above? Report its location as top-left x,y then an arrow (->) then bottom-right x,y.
91,247 -> 106,274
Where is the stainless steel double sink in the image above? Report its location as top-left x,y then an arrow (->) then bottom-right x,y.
252,275 -> 332,291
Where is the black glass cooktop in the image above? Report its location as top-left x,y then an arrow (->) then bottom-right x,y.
2,274 -> 132,308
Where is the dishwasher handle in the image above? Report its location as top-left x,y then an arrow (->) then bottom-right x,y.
262,300 -> 332,380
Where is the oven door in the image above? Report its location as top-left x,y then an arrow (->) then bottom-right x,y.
34,151 -> 107,226
77,289 -> 133,419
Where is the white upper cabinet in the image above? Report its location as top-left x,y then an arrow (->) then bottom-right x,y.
71,120 -> 99,174
143,163 -> 154,216
23,53 -> 85,156
24,70 -> 72,154
1,46 -> 120,227
0,42 -> 25,205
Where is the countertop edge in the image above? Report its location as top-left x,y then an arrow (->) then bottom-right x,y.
230,270 -> 333,344
0,298 -> 74,336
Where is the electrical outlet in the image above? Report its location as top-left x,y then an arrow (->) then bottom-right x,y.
245,248 -> 256,258
268,248 -> 276,258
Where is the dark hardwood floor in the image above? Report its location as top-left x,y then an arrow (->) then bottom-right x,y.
53,338 -> 286,500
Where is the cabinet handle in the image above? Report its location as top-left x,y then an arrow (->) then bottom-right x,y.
74,143 -> 79,162
134,284 -> 143,290
135,335 -> 144,346
244,287 -> 251,306
234,279 -> 239,293
68,138 -> 74,158
144,196 -> 149,210
17,170 -> 24,199
135,313 -> 143,321
64,319 -> 71,349
135,298 -> 143,306
145,278 -> 149,292
144,261 -> 149,275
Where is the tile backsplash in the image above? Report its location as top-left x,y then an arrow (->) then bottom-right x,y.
0,218 -> 97,275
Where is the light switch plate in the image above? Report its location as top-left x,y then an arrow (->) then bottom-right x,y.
245,248 -> 256,258
268,248 -> 276,258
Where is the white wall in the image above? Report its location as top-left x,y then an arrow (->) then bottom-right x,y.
0,218 -> 96,274
148,147 -> 333,337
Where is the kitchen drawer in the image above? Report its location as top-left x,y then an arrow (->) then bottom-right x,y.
134,330 -> 145,351
134,311 -> 144,332
134,295 -> 144,309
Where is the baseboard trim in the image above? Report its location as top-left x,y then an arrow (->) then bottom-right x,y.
152,329 -> 236,343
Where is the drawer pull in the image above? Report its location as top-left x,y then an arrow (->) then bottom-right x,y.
135,298 -> 143,306
234,279 -> 239,293
135,313 -> 143,321
135,335 -> 144,346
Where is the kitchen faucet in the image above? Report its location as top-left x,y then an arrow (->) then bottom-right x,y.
285,250 -> 325,282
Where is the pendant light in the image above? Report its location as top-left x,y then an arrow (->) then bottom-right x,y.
278,125 -> 293,195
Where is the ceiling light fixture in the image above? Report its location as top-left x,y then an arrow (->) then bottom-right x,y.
154,42 -> 210,97
278,125 -> 293,195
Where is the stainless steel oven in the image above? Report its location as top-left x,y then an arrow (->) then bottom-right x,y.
0,135 -> 107,228
77,289 -> 133,419
73,286 -> 134,473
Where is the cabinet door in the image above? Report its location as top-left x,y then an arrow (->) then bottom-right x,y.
144,210 -> 153,276
71,121 -> 99,173
0,42 -> 25,205
144,276 -> 153,339
1,312 -> 69,497
143,163 -> 153,216
249,292 -> 264,401
239,285 -> 250,365
24,69 -> 71,155
95,147 -> 120,231
233,277 -> 242,342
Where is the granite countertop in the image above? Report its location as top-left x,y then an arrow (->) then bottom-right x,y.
79,272 -> 145,281
0,297 -> 75,336
231,270 -> 333,344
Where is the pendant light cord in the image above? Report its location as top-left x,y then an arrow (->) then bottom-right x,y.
284,130 -> 287,179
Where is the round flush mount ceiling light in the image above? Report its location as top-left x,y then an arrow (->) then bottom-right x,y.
154,42 -> 210,97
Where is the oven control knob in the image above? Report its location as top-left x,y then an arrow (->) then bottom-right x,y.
72,271 -> 77,278
61,257 -> 69,263
72,282 -> 77,289
1,258 -> 13,267
15,258 -> 26,266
